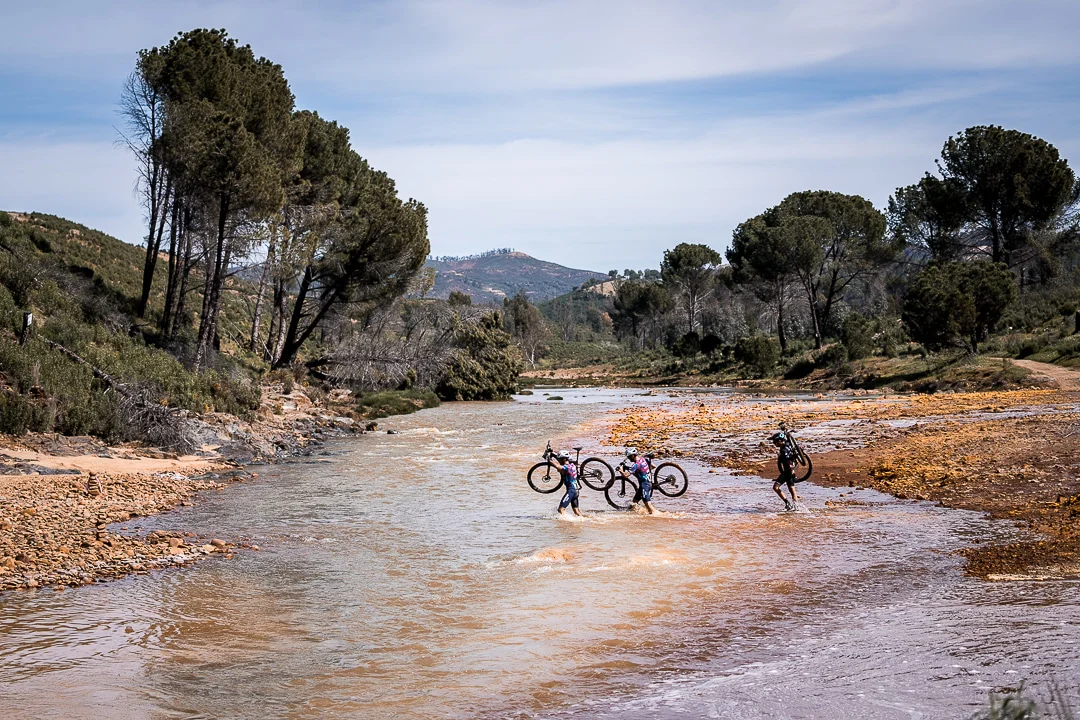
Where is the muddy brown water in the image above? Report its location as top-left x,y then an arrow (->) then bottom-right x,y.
1,388 -> 1078,719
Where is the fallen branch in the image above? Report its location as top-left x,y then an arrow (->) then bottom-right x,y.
39,337 -> 129,395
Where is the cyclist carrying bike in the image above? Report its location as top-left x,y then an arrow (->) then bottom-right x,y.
556,450 -> 584,517
772,431 -> 801,511
618,448 -> 656,515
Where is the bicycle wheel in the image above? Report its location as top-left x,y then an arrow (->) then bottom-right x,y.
796,452 -> 813,482
605,475 -> 639,510
579,457 -> 614,491
653,462 -> 688,497
527,462 -> 562,494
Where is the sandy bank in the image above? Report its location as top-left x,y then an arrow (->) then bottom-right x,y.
0,383 -> 367,594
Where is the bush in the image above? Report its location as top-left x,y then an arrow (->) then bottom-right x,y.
817,343 -> 848,368
734,335 -> 780,377
672,331 -> 701,357
356,389 -> 439,418
784,357 -> 816,380
700,333 -> 722,356
841,312 -> 876,360
436,312 -> 523,400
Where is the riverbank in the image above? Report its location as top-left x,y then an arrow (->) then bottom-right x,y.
0,381 -> 391,593
604,361 -> 1080,578
522,352 -> 1044,392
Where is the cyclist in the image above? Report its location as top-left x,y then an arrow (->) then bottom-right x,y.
772,431 -> 800,511
556,450 -> 584,517
618,447 -> 656,515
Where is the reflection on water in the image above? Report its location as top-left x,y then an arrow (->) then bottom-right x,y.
1,388 -> 1078,719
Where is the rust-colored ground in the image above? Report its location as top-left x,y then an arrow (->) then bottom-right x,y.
604,371 -> 1080,578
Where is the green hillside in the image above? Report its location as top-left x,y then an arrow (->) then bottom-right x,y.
0,210 -> 259,441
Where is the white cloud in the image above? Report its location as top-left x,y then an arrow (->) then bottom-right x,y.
2,0 -> 1078,91
1,1 -> 1078,271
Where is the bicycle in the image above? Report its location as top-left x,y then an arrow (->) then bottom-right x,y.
778,421 -> 813,481
604,453 -> 688,510
527,441 -> 614,494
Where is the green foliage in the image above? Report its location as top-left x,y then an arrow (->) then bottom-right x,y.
734,335 -> 780,377
903,262 -> 1017,351
841,312 -> 876,360
447,290 -> 472,307
355,389 -> 439,418
938,125 -> 1077,266
611,280 -> 671,346
661,243 -> 722,331
671,331 -> 701,357
817,343 -> 848,368
436,312 -> 523,401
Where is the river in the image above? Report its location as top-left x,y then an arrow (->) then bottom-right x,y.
1,388 -> 1078,719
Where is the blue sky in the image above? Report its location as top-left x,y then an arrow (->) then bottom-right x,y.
1,0 -> 1078,271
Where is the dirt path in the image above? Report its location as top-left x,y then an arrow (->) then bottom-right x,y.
1012,358 -> 1080,390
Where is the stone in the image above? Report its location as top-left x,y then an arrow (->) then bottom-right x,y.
210,539 -> 226,548
168,537 -> 183,548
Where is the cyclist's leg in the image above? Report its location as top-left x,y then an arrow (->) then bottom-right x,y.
640,477 -> 655,514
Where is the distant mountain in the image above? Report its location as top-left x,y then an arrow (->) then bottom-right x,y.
424,250 -> 607,304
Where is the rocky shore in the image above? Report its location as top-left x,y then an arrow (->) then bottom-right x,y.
0,383 -> 371,594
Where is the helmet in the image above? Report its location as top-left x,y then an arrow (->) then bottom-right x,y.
625,447 -> 638,458
556,450 -> 570,461
771,432 -> 787,444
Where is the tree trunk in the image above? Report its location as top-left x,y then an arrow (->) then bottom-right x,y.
271,280 -> 288,363
138,177 -> 171,318
161,200 -> 181,336
249,228 -> 276,353
171,219 -> 194,340
776,287 -> 788,353
194,196 -> 229,371
137,159 -> 163,318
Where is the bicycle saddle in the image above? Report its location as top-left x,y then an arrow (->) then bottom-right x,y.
573,446 -> 583,451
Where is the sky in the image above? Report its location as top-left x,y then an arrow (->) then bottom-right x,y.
1,0 -> 1079,272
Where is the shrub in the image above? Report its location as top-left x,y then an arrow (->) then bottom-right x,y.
672,331 -> 701,357
841,312 -> 876,360
734,335 -> 780,377
784,357 -> 816,380
700,333 -> 722,356
817,343 -> 848,368
356,389 -> 439,418
436,312 -> 523,400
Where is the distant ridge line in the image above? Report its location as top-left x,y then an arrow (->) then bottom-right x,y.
428,248 -> 516,263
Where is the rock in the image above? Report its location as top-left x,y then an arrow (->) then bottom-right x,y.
210,538 -> 226,548
365,421 -> 378,432
1,557 -> 15,570
0,519 -> 12,531
387,430 -> 398,435
168,537 -> 184,548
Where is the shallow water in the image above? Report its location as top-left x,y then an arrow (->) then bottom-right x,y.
1,388 -> 1078,719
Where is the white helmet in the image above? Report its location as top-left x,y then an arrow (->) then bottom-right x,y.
556,450 -> 570,461
625,447 -> 638,458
